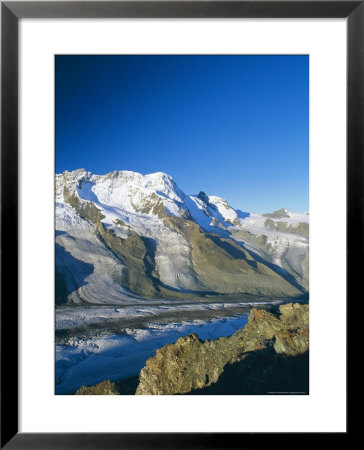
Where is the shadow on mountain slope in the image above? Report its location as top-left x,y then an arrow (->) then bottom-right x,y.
236,241 -> 307,294
55,242 -> 94,305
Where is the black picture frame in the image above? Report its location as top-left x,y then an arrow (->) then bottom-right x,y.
1,1 -> 356,448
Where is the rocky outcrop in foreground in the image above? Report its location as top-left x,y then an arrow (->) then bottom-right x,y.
135,302 -> 308,395
76,379 -> 119,395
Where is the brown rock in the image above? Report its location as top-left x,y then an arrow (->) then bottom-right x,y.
136,303 -> 309,395
75,379 -> 119,395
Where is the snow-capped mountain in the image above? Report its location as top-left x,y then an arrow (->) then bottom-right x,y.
55,169 -> 309,305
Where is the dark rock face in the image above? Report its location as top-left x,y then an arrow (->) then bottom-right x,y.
187,348 -> 309,395
197,191 -> 210,204
135,302 -> 309,395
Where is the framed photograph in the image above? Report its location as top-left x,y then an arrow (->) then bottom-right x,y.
1,0 -> 355,447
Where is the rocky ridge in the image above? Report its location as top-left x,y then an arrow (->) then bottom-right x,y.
135,302 -> 309,395
75,379 -> 119,395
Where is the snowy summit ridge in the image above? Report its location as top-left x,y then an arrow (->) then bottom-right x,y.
56,168 -> 246,229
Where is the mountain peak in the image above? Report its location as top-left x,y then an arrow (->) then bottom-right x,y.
149,171 -> 172,180
263,208 -> 290,219
197,191 -> 209,204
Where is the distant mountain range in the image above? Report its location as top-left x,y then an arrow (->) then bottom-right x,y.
55,169 -> 309,305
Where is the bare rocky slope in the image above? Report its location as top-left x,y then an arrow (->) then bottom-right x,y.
76,379 -> 119,395
135,302 -> 308,395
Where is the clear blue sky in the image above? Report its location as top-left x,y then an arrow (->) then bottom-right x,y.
56,55 -> 308,213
